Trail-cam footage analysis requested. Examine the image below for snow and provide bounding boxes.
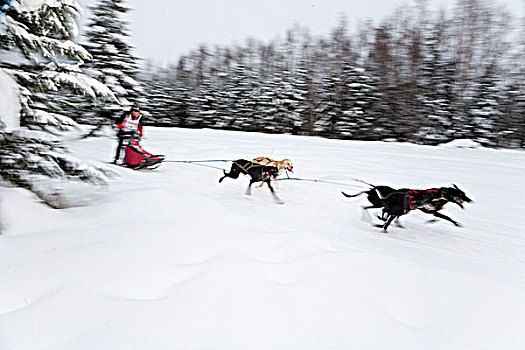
[12,128,60,142]
[0,69,21,131]
[33,109,78,128]
[39,69,117,101]
[17,0,82,13]
[18,0,59,11]
[4,1,87,62]
[439,139,483,149]
[1,127,525,349]
[28,175,110,209]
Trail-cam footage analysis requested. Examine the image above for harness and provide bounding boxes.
[236,160,275,181]
[431,189,448,202]
[236,161,254,175]
[407,195,416,211]
[404,189,441,212]
[260,157,274,164]
[254,157,278,168]
[257,165,276,181]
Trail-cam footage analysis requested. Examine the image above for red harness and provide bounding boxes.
[406,189,439,211]
[407,196,416,210]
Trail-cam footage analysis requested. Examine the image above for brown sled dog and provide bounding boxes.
[252,157,293,176]
[252,157,294,187]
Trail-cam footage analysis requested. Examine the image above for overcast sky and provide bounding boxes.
[77,0,524,65]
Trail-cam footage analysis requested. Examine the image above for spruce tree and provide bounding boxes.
[0,0,114,208]
[415,22,455,144]
[468,65,503,147]
[80,0,144,125]
[338,64,380,140]
[141,63,180,126]
[0,0,116,128]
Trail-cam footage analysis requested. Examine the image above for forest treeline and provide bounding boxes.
[138,0,524,147]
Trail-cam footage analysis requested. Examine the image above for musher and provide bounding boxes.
[113,106,143,165]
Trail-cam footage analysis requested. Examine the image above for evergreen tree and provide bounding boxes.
[414,21,455,144]
[468,64,503,146]
[338,65,379,140]
[141,64,173,126]
[314,70,340,137]
[365,24,404,140]
[136,2,523,149]
[288,63,312,135]
[79,0,144,124]
[0,0,116,128]
[188,46,222,129]
[172,57,194,127]
[0,0,114,208]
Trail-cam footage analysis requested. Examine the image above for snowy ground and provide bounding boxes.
[1,127,525,349]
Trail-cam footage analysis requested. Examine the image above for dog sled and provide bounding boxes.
[119,136,165,170]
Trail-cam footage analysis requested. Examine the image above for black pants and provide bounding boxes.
[114,137,126,162]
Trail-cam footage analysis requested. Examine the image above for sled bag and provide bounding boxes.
[124,139,163,169]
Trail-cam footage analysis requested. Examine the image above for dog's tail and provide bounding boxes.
[341,190,369,198]
[355,179,376,187]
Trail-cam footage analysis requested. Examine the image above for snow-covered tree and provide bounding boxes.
[141,63,176,126]
[0,0,116,128]
[137,1,524,148]
[0,0,115,208]
[78,0,144,125]
[338,65,379,140]
[414,21,455,144]
[467,65,504,146]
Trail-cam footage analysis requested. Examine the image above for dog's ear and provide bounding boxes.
[453,183,459,190]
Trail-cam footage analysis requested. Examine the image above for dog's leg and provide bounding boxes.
[229,166,242,179]
[432,211,462,227]
[382,215,396,232]
[383,197,403,227]
[394,217,405,228]
[219,164,243,182]
[266,180,284,204]
[218,170,228,183]
[377,208,388,221]
[245,179,255,196]
[361,205,375,222]
[370,207,389,222]
[273,176,279,190]
[375,214,396,231]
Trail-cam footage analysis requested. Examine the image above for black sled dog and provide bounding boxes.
[342,184,472,231]
[219,159,283,204]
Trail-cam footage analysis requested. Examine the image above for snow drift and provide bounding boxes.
[1,127,524,349]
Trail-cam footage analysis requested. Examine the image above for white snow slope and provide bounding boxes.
[1,127,524,350]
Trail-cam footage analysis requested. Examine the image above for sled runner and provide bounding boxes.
[120,137,164,170]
